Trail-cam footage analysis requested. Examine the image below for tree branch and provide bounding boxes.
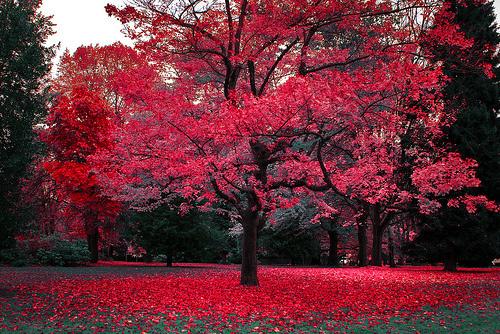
[258,37,299,96]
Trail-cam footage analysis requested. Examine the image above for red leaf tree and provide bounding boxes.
[40,44,149,261]
[99,0,494,284]
[41,87,120,262]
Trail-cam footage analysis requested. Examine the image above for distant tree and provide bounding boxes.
[259,200,321,266]
[53,43,151,116]
[0,0,54,249]
[40,44,154,262]
[41,86,122,262]
[20,159,61,236]
[131,201,231,266]
[414,0,500,271]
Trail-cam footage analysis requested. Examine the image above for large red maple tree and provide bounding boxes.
[98,0,495,284]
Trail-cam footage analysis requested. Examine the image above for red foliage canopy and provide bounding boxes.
[88,0,497,283]
[38,44,149,236]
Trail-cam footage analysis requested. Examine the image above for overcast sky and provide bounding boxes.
[40,0,131,63]
[41,0,500,65]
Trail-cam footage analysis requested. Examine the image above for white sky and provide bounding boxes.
[40,0,131,64]
[41,0,500,65]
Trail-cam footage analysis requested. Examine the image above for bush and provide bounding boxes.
[0,248,32,266]
[1,235,91,266]
[0,248,21,263]
[153,254,168,263]
[35,238,90,266]
[36,248,63,266]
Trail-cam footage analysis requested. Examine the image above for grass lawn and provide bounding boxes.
[0,264,498,333]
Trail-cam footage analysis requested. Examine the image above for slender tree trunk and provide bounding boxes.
[387,227,396,268]
[87,228,99,263]
[241,214,259,286]
[372,226,383,266]
[370,204,384,266]
[166,252,173,267]
[357,223,368,267]
[327,230,339,266]
[444,249,457,272]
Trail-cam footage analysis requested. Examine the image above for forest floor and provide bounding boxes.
[0,263,498,333]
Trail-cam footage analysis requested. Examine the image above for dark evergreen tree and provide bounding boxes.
[258,200,325,266]
[0,0,54,249]
[414,0,500,270]
[130,201,232,266]
[259,218,321,266]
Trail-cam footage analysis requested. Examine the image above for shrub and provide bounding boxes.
[0,248,32,266]
[3,235,92,266]
[36,248,64,266]
[36,238,90,266]
[153,254,168,263]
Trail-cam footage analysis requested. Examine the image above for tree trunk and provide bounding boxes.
[372,226,383,266]
[327,230,339,266]
[444,249,457,272]
[166,252,173,267]
[87,228,99,263]
[357,223,368,267]
[370,204,384,266]
[241,215,259,286]
[387,227,396,268]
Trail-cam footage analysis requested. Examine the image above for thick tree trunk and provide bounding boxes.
[241,215,259,286]
[327,230,339,267]
[87,228,99,263]
[444,249,457,272]
[387,227,396,268]
[166,252,173,267]
[357,223,368,267]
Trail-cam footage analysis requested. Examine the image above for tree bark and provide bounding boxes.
[387,227,396,268]
[357,222,368,267]
[240,213,259,286]
[369,204,384,266]
[372,226,383,266]
[166,252,173,267]
[107,245,113,258]
[87,228,99,263]
[327,230,339,266]
[444,249,457,272]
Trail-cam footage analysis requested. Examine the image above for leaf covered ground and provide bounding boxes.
[0,264,498,333]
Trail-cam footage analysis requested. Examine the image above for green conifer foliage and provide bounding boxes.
[0,0,54,248]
